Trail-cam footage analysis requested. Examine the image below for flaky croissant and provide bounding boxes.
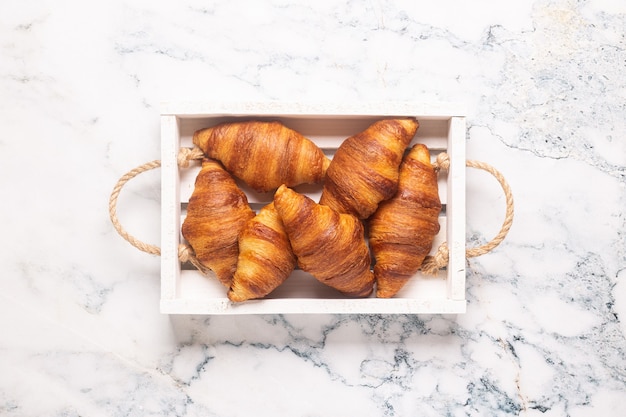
[228,203,296,302]
[273,185,374,297]
[368,144,441,298]
[319,118,419,219]
[193,120,331,192]
[181,158,255,287]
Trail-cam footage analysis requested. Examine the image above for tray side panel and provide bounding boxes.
[446,116,467,301]
[160,115,181,306]
[161,101,466,119]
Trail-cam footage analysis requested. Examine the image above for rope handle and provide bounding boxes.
[108,149,514,275]
[108,147,207,270]
[420,152,515,275]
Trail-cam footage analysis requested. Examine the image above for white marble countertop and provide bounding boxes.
[1,0,625,416]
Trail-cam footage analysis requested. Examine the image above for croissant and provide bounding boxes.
[181,158,255,287]
[319,118,419,219]
[368,144,441,298]
[193,120,331,192]
[228,203,296,302]
[273,184,374,297]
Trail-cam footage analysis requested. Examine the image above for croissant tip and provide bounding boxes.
[227,290,248,303]
[407,143,433,166]
[275,184,288,199]
[191,128,207,146]
[322,156,331,173]
[393,117,419,135]
[375,288,397,298]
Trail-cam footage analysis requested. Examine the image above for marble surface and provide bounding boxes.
[1,0,625,415]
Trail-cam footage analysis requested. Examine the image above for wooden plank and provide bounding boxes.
[160,115,181,302]
[446,116,467,300]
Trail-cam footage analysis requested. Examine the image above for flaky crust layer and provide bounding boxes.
[319,118,419,219]
[193,120,331,192]
[274,185,374,297]
[228,203,296,302]
[369,144,441,298]
[181,158,255,287]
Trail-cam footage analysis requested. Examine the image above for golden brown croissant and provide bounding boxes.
[319,118,419,219]
[273,184,374,297]
[228,203,296,302]
[368,144,441,298]
[193,120,331,192]
[181,158,255,287]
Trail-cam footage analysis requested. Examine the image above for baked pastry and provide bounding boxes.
[319,118,419,219]
[368,144,441,298]
[181,158,255,287]
[273,185,374,297]
[193,120,331,192]
[228,203,296,302]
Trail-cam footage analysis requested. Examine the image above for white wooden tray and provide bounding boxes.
[160,102,466,314]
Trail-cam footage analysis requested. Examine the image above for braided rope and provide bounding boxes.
[108,147,205,265]
[464,159,515,258]
[108,159,162,256]
[422,152,515,275]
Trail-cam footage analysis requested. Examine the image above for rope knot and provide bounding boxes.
[433,152,450,173]
[421,242,449,275]
[177,243,212,276]
[177,147,204,168]
[178,243,194,263]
